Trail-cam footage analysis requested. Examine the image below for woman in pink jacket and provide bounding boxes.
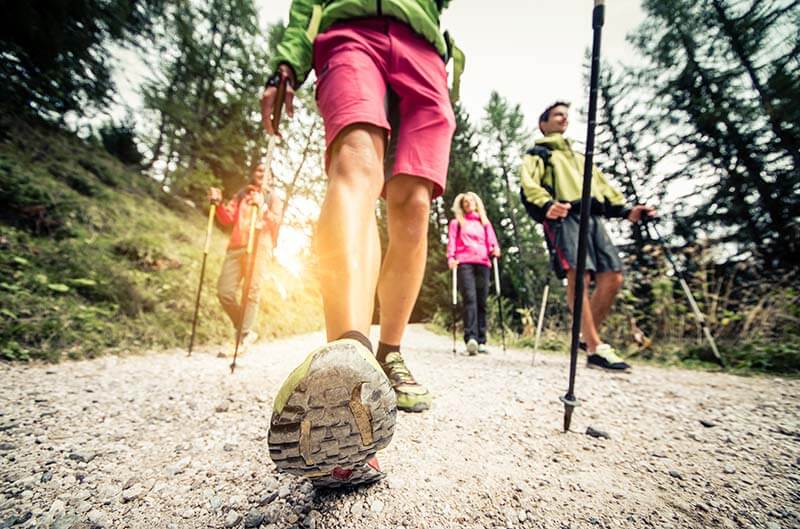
[447,192,501,355]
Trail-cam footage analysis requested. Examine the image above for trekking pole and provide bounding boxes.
[646,221,724,366]
[532,277,549,365]
[451,266,457,356]
[231,73,288,374]
[188,199,220,356]
[492,256,506,352]
[561,0,605,432]
[623,171,725,366]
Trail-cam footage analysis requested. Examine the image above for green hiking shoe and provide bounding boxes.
[587,343,631,372]
[379,352,432,413]
[268,339,397,488]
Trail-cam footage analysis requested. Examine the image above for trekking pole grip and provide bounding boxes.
[593,0,605,28]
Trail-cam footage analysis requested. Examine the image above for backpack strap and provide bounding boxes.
[525,144,556,199]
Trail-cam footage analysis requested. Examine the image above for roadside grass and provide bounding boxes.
[0,117,322,362]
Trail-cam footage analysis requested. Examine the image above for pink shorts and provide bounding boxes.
[313,17,456,198]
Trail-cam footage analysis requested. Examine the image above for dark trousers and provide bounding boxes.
[458,263,490,344]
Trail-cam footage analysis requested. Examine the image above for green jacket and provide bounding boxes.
[520,133,629,220]
[271,0,462,98]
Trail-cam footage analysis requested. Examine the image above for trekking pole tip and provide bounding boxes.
[559,394,580,432]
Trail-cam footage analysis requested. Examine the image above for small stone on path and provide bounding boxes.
[244,508,264,528]
[224,510,241,528]
[586,426,610,439]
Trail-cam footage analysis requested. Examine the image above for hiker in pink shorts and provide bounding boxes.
[260,1,463,487]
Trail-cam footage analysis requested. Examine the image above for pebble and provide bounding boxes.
[370,499,384,514]
[350,501,365,516]
[166,457,191,476]
[229,495,246,508]
[244,508,264,528]
[67,451,96,463]
[278,486,291,499]
[210,495,224,511]
[723,465,736,474]
[586,427,611,439]
[259,491,278,506]
[122,483,146,502]
[215,402,230,413]
[224,510,241,528]
[262,477,279,492]
[52,514,76,529]
[87,509,110,527]
[699,419,716,428]
[668,470,684,479]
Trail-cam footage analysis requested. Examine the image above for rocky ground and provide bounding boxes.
[1,325,798,529]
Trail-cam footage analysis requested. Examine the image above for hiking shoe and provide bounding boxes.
[478,343,489,355]
[466,339,479,356]
[586,343,631,372]
[379,352,432,413]
[268,339,396,488]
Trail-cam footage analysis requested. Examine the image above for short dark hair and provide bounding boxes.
[539,101,570,124]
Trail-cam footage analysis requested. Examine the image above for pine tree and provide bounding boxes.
[0,0,165,120]
[630,0,800,269]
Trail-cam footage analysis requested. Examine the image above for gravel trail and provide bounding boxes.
[1,325,798,529]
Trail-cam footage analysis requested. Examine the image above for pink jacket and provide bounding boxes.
[447,212,500,267]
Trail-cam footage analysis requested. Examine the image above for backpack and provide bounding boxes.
[519,144,556,223]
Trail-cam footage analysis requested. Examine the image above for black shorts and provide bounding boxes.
[543,214,623,279]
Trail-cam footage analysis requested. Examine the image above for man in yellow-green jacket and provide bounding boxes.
[520,101,655,373]
[261,0,461,488]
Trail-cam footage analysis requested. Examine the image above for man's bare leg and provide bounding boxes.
[268,123,397,487]
[378,175,433,344]
[589,271,624,331]
[375,174,434,412]
[316,124,385,341]
[566,270,602,351]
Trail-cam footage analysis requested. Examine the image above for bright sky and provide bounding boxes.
[257,0,645,139]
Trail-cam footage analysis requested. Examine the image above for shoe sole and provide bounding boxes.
[268,341,396,488]
[397,400,430,413]
[586,363,631,373]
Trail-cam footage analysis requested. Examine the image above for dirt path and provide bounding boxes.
[1,326,798,529]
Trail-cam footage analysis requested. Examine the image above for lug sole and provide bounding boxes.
[268,341,397,488]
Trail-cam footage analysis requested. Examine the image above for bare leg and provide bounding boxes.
[566,270,601,351]
[377,175,433,345]
[316,124,385,341]
[589,271,623,331]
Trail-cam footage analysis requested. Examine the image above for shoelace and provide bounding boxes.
[382,353,417,385]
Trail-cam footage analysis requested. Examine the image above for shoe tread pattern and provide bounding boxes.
[268,342,396,487]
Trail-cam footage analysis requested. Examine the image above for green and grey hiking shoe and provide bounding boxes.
[379,352,432,413]
[477,343,489,354]
[268,339,396,488]
[587,343,631,372]
[466,339,479,356]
